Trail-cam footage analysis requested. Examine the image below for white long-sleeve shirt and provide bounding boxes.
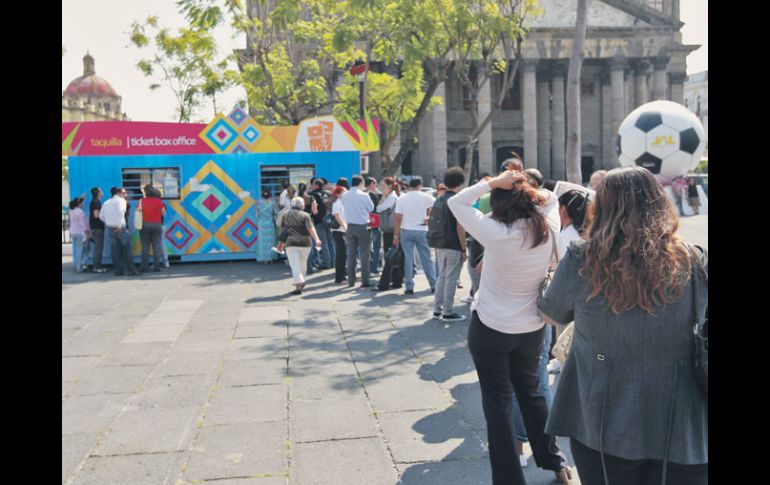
[376,192,398,213]
[447,180,560,334]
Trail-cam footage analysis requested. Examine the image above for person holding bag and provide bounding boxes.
[538,166,708,485]
[373,176,403,291]
[447,169,572,485]
[280,197,322,295]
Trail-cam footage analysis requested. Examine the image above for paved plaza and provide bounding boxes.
[62,216,707,485]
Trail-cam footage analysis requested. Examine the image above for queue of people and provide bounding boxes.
[67,164,707,485]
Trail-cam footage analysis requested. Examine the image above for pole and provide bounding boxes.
[358,76,365,120]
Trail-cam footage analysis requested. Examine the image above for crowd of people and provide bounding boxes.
[67,160,708,485]
[259,160,707,485]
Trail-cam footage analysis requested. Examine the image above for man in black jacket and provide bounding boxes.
[309,179,333,269]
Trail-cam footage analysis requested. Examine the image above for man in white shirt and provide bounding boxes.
[393,178,437,294]
[341,176,374,287]
[99,187,137,276]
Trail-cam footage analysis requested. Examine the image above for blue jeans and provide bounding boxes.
[72,234,88,272]
[370,227,382,273]
[512,324,553,442]
[400,229,436,291]
[316,222,333,268]
[108,228,133,275]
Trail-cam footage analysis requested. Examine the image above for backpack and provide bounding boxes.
[312,190,330,225]
[427,196,451,248]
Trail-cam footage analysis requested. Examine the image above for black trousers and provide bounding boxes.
[333,231,347,283]
[467,311,567,485]
[570,438,708,485]
[377,232,403,289]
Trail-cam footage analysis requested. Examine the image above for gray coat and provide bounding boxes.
[538,241,708,465]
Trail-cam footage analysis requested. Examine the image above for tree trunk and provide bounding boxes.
[389,69,447,176]
[565,0,589,184]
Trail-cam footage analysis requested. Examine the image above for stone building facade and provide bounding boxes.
[684,70,708,144]
[62,53,129,122]
[401,0,698,183]
[238,0,698,183]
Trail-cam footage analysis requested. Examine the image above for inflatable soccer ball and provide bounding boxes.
[616,100,706,180]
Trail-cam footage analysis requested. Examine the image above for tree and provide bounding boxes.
[129,15,236,122]
[180,0,360,125]
[565,0,589,184]
[435,0,540,181]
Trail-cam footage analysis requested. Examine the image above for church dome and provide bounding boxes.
[63,53,119,98]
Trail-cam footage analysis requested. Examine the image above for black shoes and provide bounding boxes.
[441,313,466,322]
[290,288,302,295]
[360,284,372,288]
[404,289,415,295]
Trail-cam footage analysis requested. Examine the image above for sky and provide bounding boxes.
[62,0,708,123]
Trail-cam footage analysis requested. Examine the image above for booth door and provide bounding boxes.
[260,165,316,198]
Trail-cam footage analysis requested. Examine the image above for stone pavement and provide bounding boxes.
[62,215,706,485]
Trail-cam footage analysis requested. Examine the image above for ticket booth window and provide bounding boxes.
[121,167,181,200]
[260,165,316,198]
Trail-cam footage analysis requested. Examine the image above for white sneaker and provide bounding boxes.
[519,454,528,468]
[271,246,285,255]
[548,359,561,374]
[462,295,475,304]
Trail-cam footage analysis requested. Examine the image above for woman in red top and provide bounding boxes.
[139,185,167,272]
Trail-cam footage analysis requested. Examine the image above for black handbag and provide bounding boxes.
[690,244,708,395]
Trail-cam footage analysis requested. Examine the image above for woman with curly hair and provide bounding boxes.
[448,169,572,485]
[539,166,708,485]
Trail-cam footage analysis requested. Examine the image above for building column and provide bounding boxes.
[652,57,669,100]
[609,57,626,169]
[522,59,538,170]
[478,77,494,176]
[633,59,650,108]
[669,72,686,105]
[550,61,567,181]
[600,68,613,170]
[536,65,552,179]
[624,65,634,115]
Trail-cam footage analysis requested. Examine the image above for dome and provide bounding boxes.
[63,53,119,98]
[65,75,118,97]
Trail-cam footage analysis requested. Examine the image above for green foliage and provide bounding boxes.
[694,158,708,173]
[128,15,237,121]
[62,157,68,181]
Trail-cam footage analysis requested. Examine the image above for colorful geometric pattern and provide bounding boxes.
[202,117,239,152]
[191,184,232,223]
[231,217,259,249]
[228,105,248,126]
[199,105,379,154]
[167,160,256,255]
[166,220,196,250]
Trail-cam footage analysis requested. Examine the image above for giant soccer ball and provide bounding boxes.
[616,100,707,181]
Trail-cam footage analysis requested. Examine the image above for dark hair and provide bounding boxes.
[365,177,376,187]
[282,181,290,189]
[479,172,492,180]
[499,154,524,173]
[261,190,271,199]
[313,179,324,190]
[408,177,423,189]
[489,181,549,249]
[351,175,364,187]
[524,168,543,188]
[336,177,350,189]
[298,183,307,197]
[69,198,83,210]
[558,190,590,234]
[381,176,401,196]
[110,187,121,196]
[542,179,557,191]
[90,187,101,198]
[443,167,465,189]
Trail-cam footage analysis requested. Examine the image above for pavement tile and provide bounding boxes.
[229,337,286,361]
[61,393,133,435]
[376,409,486,463]
[172,329,233,353]
[218,358,286,387]
[291,397,378,443]
[205,384,286,426]
[235,320,288,338]
[70,451,185,485]
[128,375,212,412]
[121,323,189,344]
[63,331,122,357]
[97,342,170,367]
[62,432,100,484]
[185,422,287,482]
[291,437,398,485]
[154,351,224,377]
[68,365,153,396]
[94,406,201,455]
[363,374,451,413]
[396,458,492,485]
[62,355,104,382]
[239,305,289,322]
